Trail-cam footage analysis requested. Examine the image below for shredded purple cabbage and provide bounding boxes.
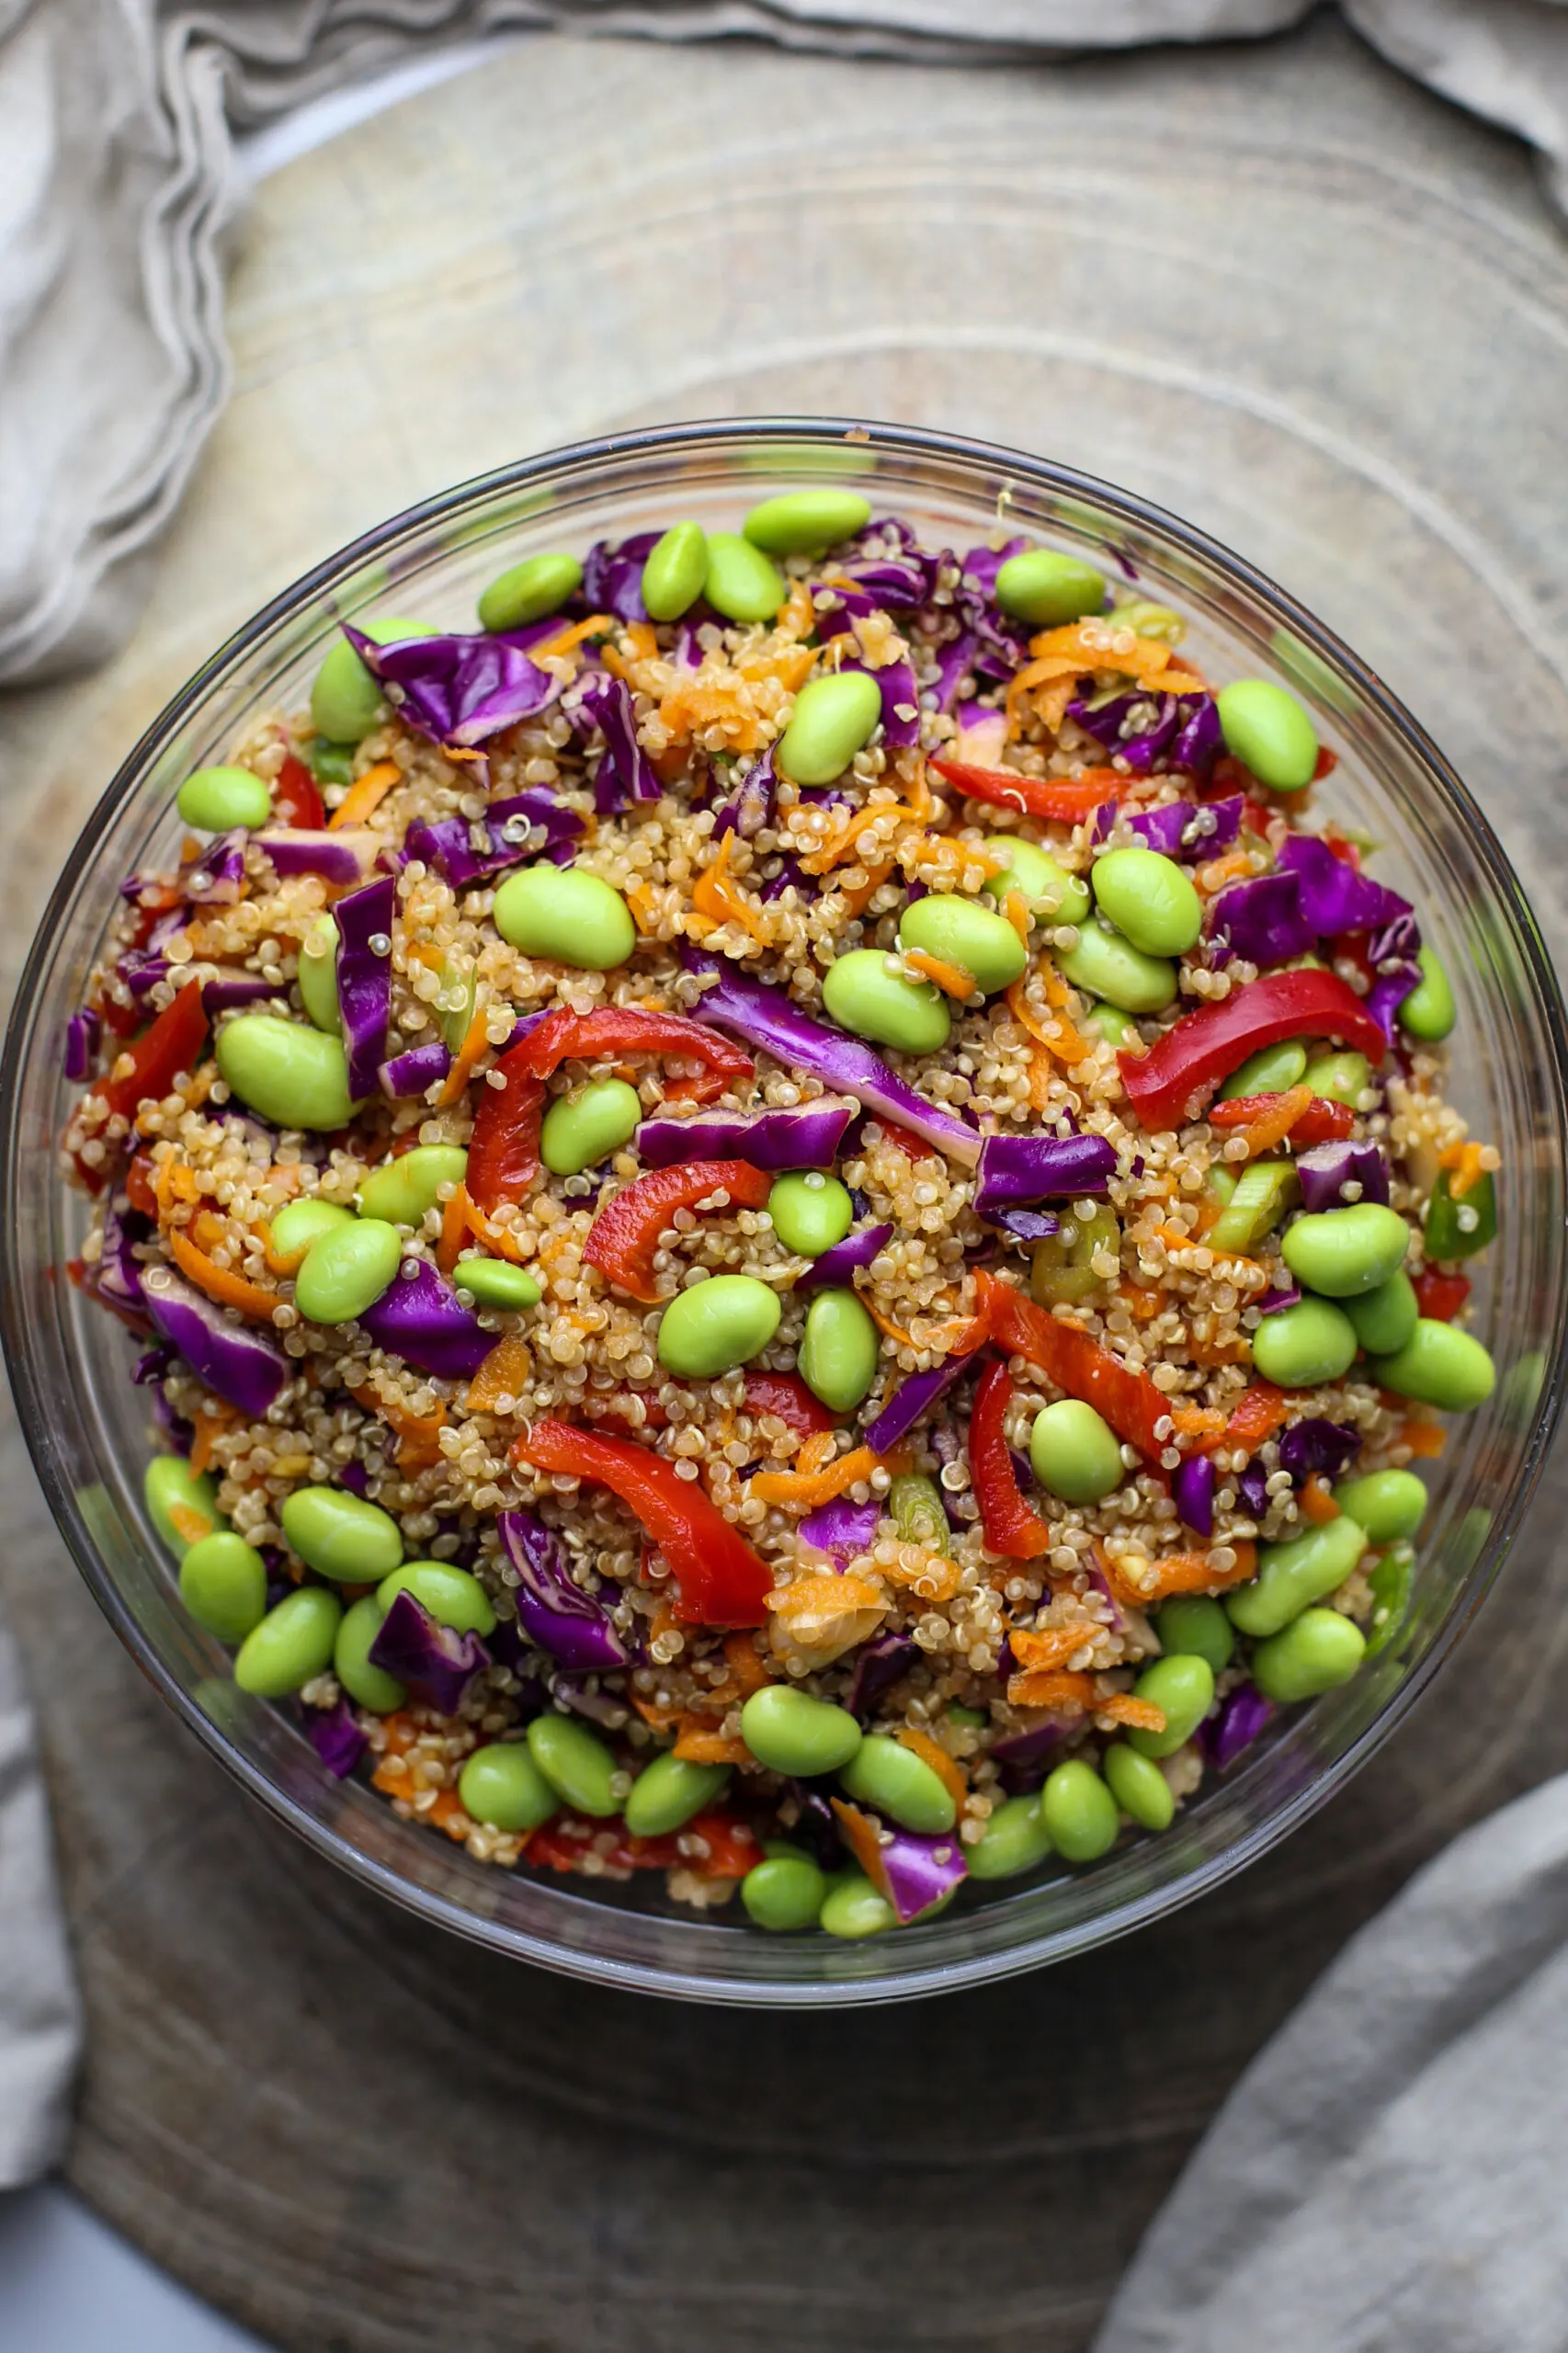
[345,624,561,749]
[1296,1139,1391,1212]
[358,1256,493,1381]
[991,1718,1072,1793]
[1278,834,1413,938]
[1236,1461,1270,1518]
[180,830,247,903]
[379,1040,451,1098]
[796,1222,894,1293]
[1256,1284,1303,1315]
[583,530,659,623]
[984,1206,1062,1245]
[405,790,583,890]
[1365,913,1424,1042]
[332,873,395,1101]
[1208,872,1316,969]
[798,1495,881,1569]
[142,1264,289,1417]
[254,825,382,884]
[1278,1419,1362,1483]
[844,1807,968,1924]
[64,1007,101,1082]
[496,1507,631,1671]
[1173,1451,1215,1539]
[1201,1683,1274,1772]
[712,746,777,841]
[864,1351,975,1453]
[845,1630,920,1720]
[636,1098,852,1173]
[306,1700,367,1779]
[367,1589,491,1715]
[973,1131,1117,1216]
[575,672,661,809]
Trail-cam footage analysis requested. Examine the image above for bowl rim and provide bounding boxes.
[7,412,1568,2005]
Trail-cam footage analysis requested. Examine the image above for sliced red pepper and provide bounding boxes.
[1209,1092,1354,1145]
[931,756,1130,825]
[583,1159,772,1303]
[976,1268,1172,1463]
[744,1370,837,1438]
[1119,970,1387,1132]
[683,1810,761,1880]
[1414,1268,1471,1323]
[95,980,210,1124]
[881,1120,937,1163]
[272,753,326,830]
[968,1358,1053,1558]
[526,1820,679,1873]
[514,1418,773,1626]
[124,1151,160,1218]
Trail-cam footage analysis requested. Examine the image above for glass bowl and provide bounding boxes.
[6,418,1566,2006]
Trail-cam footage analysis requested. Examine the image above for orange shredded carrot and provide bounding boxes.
[1400,1418,1447,1459]
[750,1446,881,1508]
[437,1006,491,1107]
[462,1196,532,1265]
[795,1429,837,1478]
[347,1381,448,1474]
[778,580,816,641]
[1101,1541,1259,1606]
[1222,1384,1290,1449]
[1196,848,1254,895]
[1002,888,1031,947]
[623,620,658,664]
[187,1404,237,1478]
[1121,1284,1165,1321]
[1006,972,1091,1067]
[1009,1624,1092,1672]
[327,759,401,830]
[894,1725,968,1810]
[426,1789,473,1841]
[836,859,894,917]
[691,834,771,947]
[672,1722,752,1766]
[1438,1141,1488,1199]
[624,881,658,934]
[165,1227,280,1324]
[721,1629,771,1699]
[631,1693,685,1733]
[832,1798,890,1886]
[528,612,616,666]
[167,1500,217,1548]
[1024,620,1207,693]
[1006,1666,1101,1712]
[1097,1693,1167,1733]
[1233,1086,1314,1159]
[436,1183,470,1275]
[898,830,1006,881]
[1172,1405,1229,1443]
[1300,1474,1340,1525]
[903,948,977,999]
[1153,1222,1259,1275]
[465,1331,534,1412]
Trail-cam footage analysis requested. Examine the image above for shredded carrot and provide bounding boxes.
[903,948,977,999]
[795,1429,837,1478]
[465,1331,534,1412]
[346,1381,448,1473]
[1153,1222,1259,1275]
[1002,888,1031,947]
[1024,620,1207,693]
[1097,1693,1168,1733]
[326,759,401,830]
[898,831,1006,881]
[1010,1624,1092,1672]
[1300,1474,1340,1525]
[1400,1418,1447,1459]
[836,859,894,918]
[691,834,771,947]
[528,612,616,667]
[1438,1141,1488,1199]
[631,1693,685,1733]
[624,881,658,934]
[778,580,815,641]
[1121,1284,1165,1321]
[166,1500,217,1548]
[187,1405,238,1478]
[1102,1542,1259,1605]
[832,1798,891,1887]
[623,620,658,665]
[436,1183,470,1275]
[1221,1384,1290,1449]
[165,1227,280,1324]
[719,1629,771,1699]
[437,1006,491,1106]
[1006,1666,1102,1712]
[751,1446,881,1507]
[426,1789,473,1842]
[894,1725,968,1810]
[1171,1406,1229,1443]
[1196,848,1254,895]
[462,1195,532,1264]
[1006,972,1091,1066]
[672,1722,751,1766]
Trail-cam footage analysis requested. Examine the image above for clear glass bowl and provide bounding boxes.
[6,419,1566,2006]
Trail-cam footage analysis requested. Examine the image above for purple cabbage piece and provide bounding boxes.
[181,830,246,902]
[1173,1451,1215,1539]
[760,855,812,904]
[991,1718,1072,1794]
[1123,801,1193,858]
[1278,1419,1362,1483]
[1208,872,1316,969]
[1365,914,1424,1043]
[131,1342,173,1386]
[1201,1683,1274,1772]
[583,530,659,623]
[974,1131,1117,1216]
[868,1820,970,1924]
[712,746,776,842]
[405,790,583,890]
[958,539,1026,602]
[345,624,561,749]
[254,826,382,884]
[551,1677,629,1728]
[367,1589,490,1716]
[380,1040,451,1098]
[1087,1560,1127,1632]
[1237,1461,1270,1518]
[306,1701,366,1779]
[1172,696,1223,776]
[1256,1284,1302,1316]
[1278,834,1413,938]
[985,1207,1062,1245]
[798,1496,881,1570]
[119,949,170,998]
[142,1265,288,1417]
[1120,794,1240,863]
[337,1460,370,1497]
[1009,1447,1035,1493]
[575,671,661,808]
[864,1352,975,1454]
[64,1007,101,1081]
[1068,690,1183,774]
[496,1507,631,1671]
[202,975,284,1014]
[845,1630,920,1721]
[784,1786,848,1870]
[333,873,395,1101]
[636,1098,853,1173]
[1295,1139,1391,1212]
[358,1256,493,1381]
[931,632,980,713]
[152,1391,196,1455]
[95,1196,150,1322]
[797,1222,895,1293]
[837,654,920,750]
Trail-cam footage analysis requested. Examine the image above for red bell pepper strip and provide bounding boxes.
[272,754,326,830]
[1119,970,1387,1132]
[969,1359,1053,1559]
[583,1159,773,1302]
[466,1066,547,1213]
[95,979,209,1124]
[1414,1268,1471,1324]
[931,757,1130,826]
[513,1418,774,1626]
[527,1820,679,1872]
[744,1370,838,1438]
[975,1268,1172,1463]
[881,1120,937,1163]
[1209,1092,1355,1145]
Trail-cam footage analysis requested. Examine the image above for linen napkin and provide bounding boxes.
[0,1620,80,2187]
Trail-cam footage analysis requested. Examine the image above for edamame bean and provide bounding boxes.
[799,1288,880,1414]
[819,1873,897,1938]
[144,1456,222,1553]
[838,1733,956,1833]
[657,1274,781,1379]
[177,765,271,832]
[308,740,355,787]
[294,1218,403,1325]
[823,949,950,1052]
[477,551,583,633]
[1343,1269,1419,1356]
[359,1144,470,1225]
[1060,920,1177,1015]
[743,490,872,554]
[216,1013,359,1130]
[233,1586,341,1698]
[268,1198,354,1270]
[641,522,709,621]
[1086,1002,1138,1045]
[966,1792,1054,1880]
[297,912,341,1034]
[1425,1168,1497,1263]
[740,1685,862,1776]
[1210,1161,1295,1255]
[889,1472,950,1554]
[980,836,1091,924]
[1029,1399,1123,1504]
[1216,679,1319,792]
[1104,600,1185,643]
[459,1741,561,1831]
[377,1560,496,1636]
[1221,1040,1308,1099]
[1252,1607,1367,1703]
[1128,1654,1214,1758]
[1332,1468,1427,1543]
[540,1078,642,1176]
[1040,1758,1119,1863]
[452,1257,542,1312]
[898,893,1028,995]
[179,1532,268,1643]
[334,1595,406,1712]
[281,1485,403,1585]
[623,1751,730,1836]
[1365,1545,1414,1656]
[742,1847,828,1930]
[1251,1296,1358,1387]
[1281,1203,1410,1299]
[525,1713,619,1816]
[994,548,1107,627]
[1091,847,1203,959]
[1226,1513,1369,1638]
[1398,946,1456,1041]
[1103,1743,1176,1831]
[309,618,426,745]
[1153,1595,1234,1676]
[703,532,787,623]
[1368,1318,1495,1411]
[776,671,883,785]
[767,1171,854,1256]
[1305,1050,1371,1107]
[492,865,634,970]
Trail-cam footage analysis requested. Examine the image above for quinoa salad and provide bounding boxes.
[61,490,1501,1939]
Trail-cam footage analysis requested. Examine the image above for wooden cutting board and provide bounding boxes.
[4,15,1568,2348]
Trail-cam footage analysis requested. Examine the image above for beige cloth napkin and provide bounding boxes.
[0,1623,80,2186]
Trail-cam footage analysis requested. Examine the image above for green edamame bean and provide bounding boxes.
[309,618,426,745]
[451,1257,541,1312]
[1365,1545,1414,1656]
[823,949,950,1052]
[1398,946,1456,1041]
[767,1171,854,1256]
[334,1595,406,1712]
[216,1014,359,1130]
[144,1456,222,1554]
[359,1144,470,1225]
[641,522,709,622]
[540,1078,642,1176]
[1029,1399,1123,1504]
[1281,1203,1410,1299]
[980,836,1091,925]
[1221,1040,1309,1100]
[1305,1051,1371,1107]
[178,1531,268,1643]
[623,1751,730,1836]
[898,893,1028,995]
[177,765,271,833]
[297,913,341,1035]
[1060,920,1177,1015]
[377,1560,496,1637]
[280,1485,403,1585]
[1252,1607,1367,1703]
[1368,1318,1495,1412]
[1086,1001,1138,1046]
[525,1713,619,1816]
[838,1733,956,1833]
[703,532,787,624]
[1424,1168,1497,1263]
[1128,1653,1214,1759]
[1227,1513,1369,1638]
[889,1473,950,1555]
[1343,1269,1419,1356]
[657,1274,781,1380]
[308,739,356,788]
[1153,1595,1234,1676]
[1216,679,1319,793]
[233,1586,341,1698]
[1251,1296,1358,1387]
[742,1850,828,1930]
[1332,1468,1427,1543]
[1210,1161,1295,1255]
[1040,1758,1119,1863]
[477,551,583,633]
[819,1873,897,1938]
[1091,847,1203,959]
[268,1198,354,1268]
[492,865,634,971]
[994,548,1107,627]
[742,490,872,555]
[1104,600,1185,643]
[776,671,883,786]
[740,1685,862,1776]
[966,1793,1054,1880]
[1103,1742,1175,1831]
[799,1288,880,1414]
[458,1740,561,1831]
[294,1218,403,1325]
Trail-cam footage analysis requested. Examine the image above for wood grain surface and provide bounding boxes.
[4,15,1568,2349]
